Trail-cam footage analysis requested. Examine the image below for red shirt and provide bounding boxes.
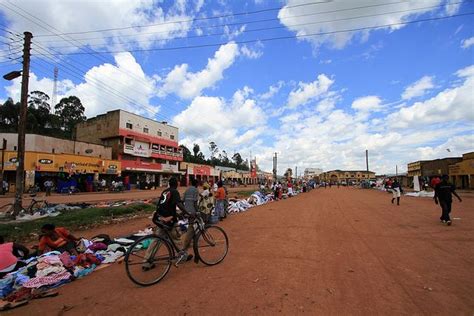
[215,187,226,200]
[38,227,72,251]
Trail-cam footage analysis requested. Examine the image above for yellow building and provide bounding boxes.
[2,151,120,191]
[320,170,376,184]
[449,152,474,189]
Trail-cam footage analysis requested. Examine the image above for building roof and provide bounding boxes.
[83,109,179,129]
[323,169,375,173]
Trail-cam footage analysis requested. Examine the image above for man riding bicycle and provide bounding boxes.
[143,177,193,270]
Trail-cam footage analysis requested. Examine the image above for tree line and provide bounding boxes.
[180,141,250,171]
[0,91,86,139]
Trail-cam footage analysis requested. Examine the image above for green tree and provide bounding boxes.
[55,96,86,138]
[193,143,200,158]
[232,153,243,168]
[180,145,192,162]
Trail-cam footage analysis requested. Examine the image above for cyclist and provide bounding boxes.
[182,178,199,253]
[144,177,193,270]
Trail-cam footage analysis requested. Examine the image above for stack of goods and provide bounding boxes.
[227,191,274,214]
[0,234,132,311]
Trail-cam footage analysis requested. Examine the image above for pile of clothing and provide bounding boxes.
[0,233,137,311]
[227,191,274,214]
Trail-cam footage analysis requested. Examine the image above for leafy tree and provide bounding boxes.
[28,90,51,111]
[55,96,86,138]
[193,143,200,158]
[232,152,243,167]
[180,145,192,161]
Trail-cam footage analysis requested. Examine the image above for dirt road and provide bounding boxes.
[5,187,474,315]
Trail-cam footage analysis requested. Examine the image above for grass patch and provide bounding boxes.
[234,190,259,198]
[0,203,156,242]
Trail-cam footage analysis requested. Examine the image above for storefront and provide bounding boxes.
[2,151,121,192]
[179,162,219,186]
[449,152,474,189]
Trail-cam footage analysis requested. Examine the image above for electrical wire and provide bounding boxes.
[37,1,468,51]
[30,0,332,37]
[33,12,474,56]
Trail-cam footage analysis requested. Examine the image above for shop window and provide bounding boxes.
[126,122,133,129]
[170,134,175,140]
[169,161,177,165]
[143,127,149,134]
[157,130,162,137]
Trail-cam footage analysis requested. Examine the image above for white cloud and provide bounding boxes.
[461,37,474,49]
[0,1,204,52]
[158,43,239,99]
[240,42,264,59]
[402,76,435,100]
[260,81,284,100]
[287,74,334,108]
[172,87,266,149]
[351,95,382,112]
[388,65,474,128]
[4,52,159,118]
[278,0,455,51]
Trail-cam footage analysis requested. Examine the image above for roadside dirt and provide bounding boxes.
[4,187,474,315]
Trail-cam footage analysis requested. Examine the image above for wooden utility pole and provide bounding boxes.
[366,149,369,180]
[0,138,6,195]
[13,31,33,216]
[273,152,277,182]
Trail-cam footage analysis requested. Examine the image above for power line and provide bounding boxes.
[31,0,332,37]
[32,1,411,44]
[37,2,467,51]
[35,12,474,56]
[0,0,186,117]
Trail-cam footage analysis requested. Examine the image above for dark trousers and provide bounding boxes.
[439,200,452,221]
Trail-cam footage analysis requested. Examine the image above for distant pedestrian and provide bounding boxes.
[391,179,403,205]
[44,179,53,196]
[434,175,462,226]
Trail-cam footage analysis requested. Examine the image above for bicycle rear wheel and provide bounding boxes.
[194,225,229,266]
[125,235,172,286]
[0,203,14,216]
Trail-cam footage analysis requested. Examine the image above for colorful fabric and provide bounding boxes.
[38,228,72,252]
[0,243,17,271]
[23,271,71,289]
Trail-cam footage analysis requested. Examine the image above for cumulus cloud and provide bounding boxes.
[158,43,239,99]
[240,42,264,59]
[278,0,456,51]
[461,37,474,49]
[402,76,435,100]
[287,74,334,108]
[388,65,474,128]
[172,87,266,149]
[1,0,201,51]
[4,52,158,118]
[351,95,382,112]
[260,81,284,100]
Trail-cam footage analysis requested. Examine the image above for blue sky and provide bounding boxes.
[0,0,473,174]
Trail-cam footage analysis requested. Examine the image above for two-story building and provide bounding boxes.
[320,170,376,184]
[75,110,183,187]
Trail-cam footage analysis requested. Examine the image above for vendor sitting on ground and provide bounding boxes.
[38,224,79,255]
[0,236,30,278]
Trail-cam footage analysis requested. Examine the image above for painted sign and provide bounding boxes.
[38,159,53,164]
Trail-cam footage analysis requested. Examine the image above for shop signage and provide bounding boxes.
[151,144,159,150]
[9,157,17,163]
[108,164,118,170]
[39,159,53,164]
[85,149,93,154]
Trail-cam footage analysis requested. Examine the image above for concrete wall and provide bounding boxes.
[0,133,112,159]
[421,158,462,176]
[75,110,121,144]
[119,110,178,141]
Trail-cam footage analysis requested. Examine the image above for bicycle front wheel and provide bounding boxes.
[194,225,229,266]
[125,235,172,286]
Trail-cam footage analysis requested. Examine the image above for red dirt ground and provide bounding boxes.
[4,187,474,315]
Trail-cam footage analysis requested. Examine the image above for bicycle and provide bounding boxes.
[0,198,52,217]
[124,211,229,286]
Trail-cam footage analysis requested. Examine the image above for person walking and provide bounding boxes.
[391,178,403,205]
[434,175,462,226]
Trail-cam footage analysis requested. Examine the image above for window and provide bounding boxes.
[125,138,132,145]
[157,130,162,137]
[169,161,177,165]
[170,134,175,140]
[143,127,149,133]
[126,123,133,129]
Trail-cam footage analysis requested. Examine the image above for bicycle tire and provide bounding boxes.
[0,203,14,216]
[194,225,229,266]
[125,235,172,286]
[29,200,46,214]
